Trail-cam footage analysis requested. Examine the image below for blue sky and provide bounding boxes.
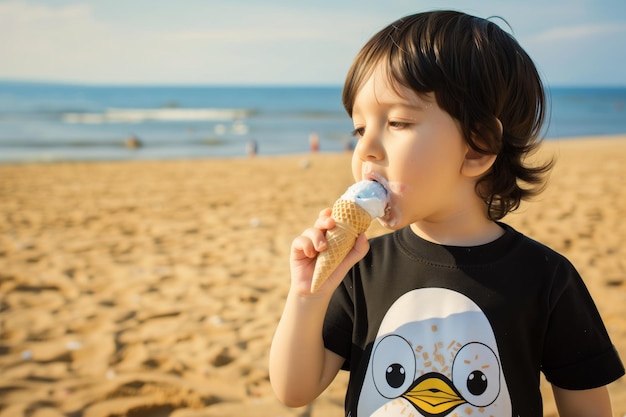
[1,0,625,86]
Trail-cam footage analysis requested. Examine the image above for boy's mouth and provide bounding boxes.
[366,174,390,196]
[365,176,398,227]
[365,176,391,217]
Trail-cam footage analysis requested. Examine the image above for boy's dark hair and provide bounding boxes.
[342,10,553,220]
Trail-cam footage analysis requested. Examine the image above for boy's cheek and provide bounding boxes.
[351,154,363,181]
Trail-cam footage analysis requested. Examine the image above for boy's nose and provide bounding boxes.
[356,131,385,161]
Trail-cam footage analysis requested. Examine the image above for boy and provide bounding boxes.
[270,10,624,416]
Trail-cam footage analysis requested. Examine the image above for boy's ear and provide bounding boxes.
[461,119,501,178]
[461,148,497,178]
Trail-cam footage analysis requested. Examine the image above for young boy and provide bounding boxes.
[269,10,624,416]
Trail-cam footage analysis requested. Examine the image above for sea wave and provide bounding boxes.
[62,108,254,124]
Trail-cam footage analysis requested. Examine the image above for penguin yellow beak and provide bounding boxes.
[401,374,466,416]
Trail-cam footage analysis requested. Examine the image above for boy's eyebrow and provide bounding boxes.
[391,102,429,111]
[353,101,429,115]
[376,91,433,111]
[398,92,434,109]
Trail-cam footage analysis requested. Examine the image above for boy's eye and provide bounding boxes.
[389,121,410,129]
[352,127,365,137]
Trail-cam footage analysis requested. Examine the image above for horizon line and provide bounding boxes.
[1,78,626,90]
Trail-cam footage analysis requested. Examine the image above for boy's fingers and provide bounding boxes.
[294,227,327,256]
[291,235,317,259]
[319,207,332,217]
[314,209,335,231]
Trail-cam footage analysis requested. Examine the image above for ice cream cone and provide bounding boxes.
[310,199,372,292]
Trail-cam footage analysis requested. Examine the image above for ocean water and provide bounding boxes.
[0,81,624,163]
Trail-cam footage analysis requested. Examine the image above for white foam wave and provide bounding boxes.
[62,108,252,124]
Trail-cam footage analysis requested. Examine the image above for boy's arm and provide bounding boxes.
[552,385,612,417]
[269,210,369,407]
[269,289,346,407]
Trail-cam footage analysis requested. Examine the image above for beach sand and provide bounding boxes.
[1,136,625,417]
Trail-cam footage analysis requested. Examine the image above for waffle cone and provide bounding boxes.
[310,199,372,292]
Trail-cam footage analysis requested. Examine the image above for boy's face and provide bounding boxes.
[350,65,475,230]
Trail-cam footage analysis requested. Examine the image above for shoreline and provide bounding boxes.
[1,135,624,416]
[1,133,625,167]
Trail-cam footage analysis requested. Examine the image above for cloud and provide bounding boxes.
[521,22,626,85]
[0,1,106,42]
[0,1,373,84]
[0,0,91,23]
[0,2,129,81]
[2,1,624,85]
[167,27,334,43]
[527,23,626,43]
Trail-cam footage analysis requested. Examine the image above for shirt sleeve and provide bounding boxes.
[541,258,625,389]
[322,274,356,369]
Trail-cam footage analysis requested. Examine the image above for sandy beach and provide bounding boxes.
[1,135,625,417]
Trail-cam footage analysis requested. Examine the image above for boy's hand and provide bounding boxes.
[290,208,370,296]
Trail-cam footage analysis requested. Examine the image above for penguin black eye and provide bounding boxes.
[371,335,416,398]
[467,370,488,395]
[386,363,406,388]
[452,342,501,407]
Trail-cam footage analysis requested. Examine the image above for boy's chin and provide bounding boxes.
[375,217,401,231]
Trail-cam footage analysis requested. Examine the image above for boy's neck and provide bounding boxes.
[410,217,504,247]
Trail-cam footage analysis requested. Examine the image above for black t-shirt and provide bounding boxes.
[323,223,624,417]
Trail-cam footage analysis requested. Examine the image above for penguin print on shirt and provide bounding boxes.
[357,288,512,417]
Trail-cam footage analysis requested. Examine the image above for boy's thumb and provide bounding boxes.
[343,233,370,268]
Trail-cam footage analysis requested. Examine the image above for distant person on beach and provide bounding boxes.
[270,10,624,417]
[309,132,320,152]
[125,135,142,149]
[246,140,258,157]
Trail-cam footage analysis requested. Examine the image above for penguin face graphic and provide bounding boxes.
[357,288,512,416]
